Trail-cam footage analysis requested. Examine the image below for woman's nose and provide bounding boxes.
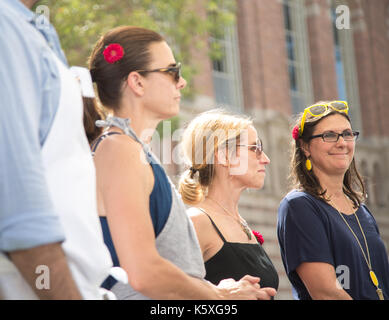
[335,134,348,146]
[177,76,187,90]
[260,151,270,164]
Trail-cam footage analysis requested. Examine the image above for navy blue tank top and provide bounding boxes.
[91,131,172,289]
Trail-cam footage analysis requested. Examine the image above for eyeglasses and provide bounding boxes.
[134,62,182,83]
[309,129,359,142]
[237,140,263,158]
[300,101,349,135]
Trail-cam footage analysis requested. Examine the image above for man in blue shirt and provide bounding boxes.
[0,0,112,299]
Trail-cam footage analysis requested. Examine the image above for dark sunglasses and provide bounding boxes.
[134,62,181,83]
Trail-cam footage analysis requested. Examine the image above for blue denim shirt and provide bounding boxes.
[0,0,68,251]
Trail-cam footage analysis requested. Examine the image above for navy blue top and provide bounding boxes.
[92,132,172,289]
[277,190,389,300]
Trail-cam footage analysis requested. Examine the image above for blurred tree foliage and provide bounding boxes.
[35,0,236,99]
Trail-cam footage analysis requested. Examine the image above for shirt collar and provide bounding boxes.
[5,0,68,66]
[5,0,36,23]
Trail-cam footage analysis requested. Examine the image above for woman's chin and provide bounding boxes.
[248,180,265,190]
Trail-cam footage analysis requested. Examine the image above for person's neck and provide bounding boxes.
[20,0,37,9]
[205,176,244,218]
[313,168,345,200]
[113,106,160,145]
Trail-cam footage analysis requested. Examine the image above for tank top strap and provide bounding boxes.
[198,208,227,243]
[95,116,155,162]
[91,131,122,155]
[96,116,139,142]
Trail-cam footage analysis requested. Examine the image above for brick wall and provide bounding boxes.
[306,0,338,100]
[236,0,292,115]
[350,0,389,138]
[168,0,389,300]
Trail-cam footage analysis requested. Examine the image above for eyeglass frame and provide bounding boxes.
[237,139,263,158]
[308,129,360,142]
[300,100,349,136]
[133,62,182,83]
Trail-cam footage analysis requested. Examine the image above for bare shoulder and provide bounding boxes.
[188,207,207,220]
[187,207,222,259]
[187,206,205,218]
[94,134,145,163]
[93,133,154,190]
[187,207,213,231]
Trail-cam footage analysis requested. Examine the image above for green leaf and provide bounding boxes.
[34,0,236,97]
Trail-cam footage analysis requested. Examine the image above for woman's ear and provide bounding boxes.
[300,140,311,158]
[214,147,229,167]
[126,72,145,97]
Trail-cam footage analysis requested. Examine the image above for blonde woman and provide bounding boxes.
[179,109,278,295]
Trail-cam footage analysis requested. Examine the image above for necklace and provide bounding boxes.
[330,195,384,300]
[207,197,252,240]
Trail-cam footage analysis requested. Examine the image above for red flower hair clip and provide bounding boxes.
[252,230,264,245]
[292,125,300,141]
[103,43,124,64]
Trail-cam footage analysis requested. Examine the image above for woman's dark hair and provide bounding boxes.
[83,26,164,143]
[290,103,366,208]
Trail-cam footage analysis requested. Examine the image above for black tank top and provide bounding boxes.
[202,211,279,290]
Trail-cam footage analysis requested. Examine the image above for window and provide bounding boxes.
[211,25,243,111]
[387,5,389,39]
[331,1,362,133]
[282,0,313,114]
[332,8,348,101]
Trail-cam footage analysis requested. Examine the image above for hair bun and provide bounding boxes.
[178,170,204,205]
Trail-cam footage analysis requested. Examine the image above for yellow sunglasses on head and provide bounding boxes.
[300,100,349,135]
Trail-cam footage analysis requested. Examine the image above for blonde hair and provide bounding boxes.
[178,109,252,205]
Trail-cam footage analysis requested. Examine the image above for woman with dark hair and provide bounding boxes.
[277,101,389,300]
[83,26,274,300]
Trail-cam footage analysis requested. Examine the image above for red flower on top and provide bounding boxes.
[292,125,300,140]
[103,43,124,64]
[252,230,264,245]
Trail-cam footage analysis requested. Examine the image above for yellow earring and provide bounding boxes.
[305,158,312,171]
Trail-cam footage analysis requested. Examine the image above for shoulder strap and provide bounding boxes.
[198,208,227,243]
[91,131,122,155]
[95,116,156,163]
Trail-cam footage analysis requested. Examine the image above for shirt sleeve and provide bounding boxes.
[0,13,65,251]
[277,194,334,276]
